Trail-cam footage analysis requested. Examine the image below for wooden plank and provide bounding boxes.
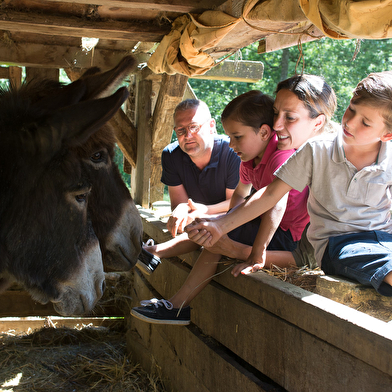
[131,78,153,207]
[128,270,280,392]
[314,275,392,321]
[133,212,392,389]
[0,317,121,334]
[150,73,188,202]
[133,257,392,392]
[44,0,228,13]
[211,266,392,377]
[0,40,149,69]
[191,60,264,82]
[139,208,392,376]
[138,206,172,243]
[0,10,168,42]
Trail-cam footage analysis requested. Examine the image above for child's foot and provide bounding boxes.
[136,239,161,275]
[131,298,190,325]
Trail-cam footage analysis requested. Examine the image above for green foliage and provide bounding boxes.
[189,38,392,128]
[114,145,131,187]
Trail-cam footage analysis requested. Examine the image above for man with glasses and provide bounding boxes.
[137,99,240,275]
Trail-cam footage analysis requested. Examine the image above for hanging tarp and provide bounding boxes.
[147,0,262,76]
[299,0,392,39]
[147,0,392,76]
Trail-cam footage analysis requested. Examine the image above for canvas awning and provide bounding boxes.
[147,0,392,77]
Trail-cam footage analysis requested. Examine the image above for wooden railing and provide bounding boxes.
[127,206,392,392]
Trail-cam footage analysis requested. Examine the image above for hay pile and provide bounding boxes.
[0,322,165,392]
[263,264,323,292]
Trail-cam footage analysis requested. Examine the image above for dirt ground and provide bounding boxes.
[0,321,165,392]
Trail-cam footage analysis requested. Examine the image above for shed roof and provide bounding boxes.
[1,0,391,72]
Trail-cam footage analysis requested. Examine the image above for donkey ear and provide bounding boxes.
[31,79,87,115]
[80,55,137,100]
[37,87,129,158]
[56,86,129,146]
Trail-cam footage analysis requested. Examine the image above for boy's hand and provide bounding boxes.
[184,218,223,247]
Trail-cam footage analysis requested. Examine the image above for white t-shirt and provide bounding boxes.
[275,132,392,265]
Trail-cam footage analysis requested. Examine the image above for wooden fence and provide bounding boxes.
[127,206,392,392]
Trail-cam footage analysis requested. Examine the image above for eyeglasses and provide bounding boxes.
[174,120,210,137]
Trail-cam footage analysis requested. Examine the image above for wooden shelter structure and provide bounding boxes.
[1,1,392,391]
[4,0,391,208]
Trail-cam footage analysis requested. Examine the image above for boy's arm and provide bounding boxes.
[246,194,288,265]
[185,178,292,247]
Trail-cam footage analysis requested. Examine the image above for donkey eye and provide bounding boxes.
[91,151,103,162]
[75,193,88,203]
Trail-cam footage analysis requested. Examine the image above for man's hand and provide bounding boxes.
[187,199,208,219]
[166,202,191,237]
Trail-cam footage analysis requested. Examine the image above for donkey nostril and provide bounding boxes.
[101,279,106,294]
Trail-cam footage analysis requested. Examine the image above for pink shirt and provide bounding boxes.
[240,134,309,241]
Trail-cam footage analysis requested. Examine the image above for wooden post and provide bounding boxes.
[150,73,188,203]
[131,71,188,206]
[131,77,153,207]
[8,66,22,88]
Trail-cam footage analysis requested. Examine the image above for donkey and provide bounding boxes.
[0,73,130,316]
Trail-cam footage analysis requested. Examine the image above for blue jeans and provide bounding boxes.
[321,231,392,296]
[227,216,298,252]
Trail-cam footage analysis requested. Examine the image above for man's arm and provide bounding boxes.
[190,181,252,219]
[166,184,191,237]
[168,184,189,210]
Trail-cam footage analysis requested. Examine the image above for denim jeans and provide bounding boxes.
[321,230,392,296]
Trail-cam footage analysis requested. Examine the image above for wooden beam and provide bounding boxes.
[131,77,153,207]
[150,73,188,203]
[0,10,168,42]
[0,40,149,69]
[191,60,264,83]
[25,67,59,82]
[44,0,228,13]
